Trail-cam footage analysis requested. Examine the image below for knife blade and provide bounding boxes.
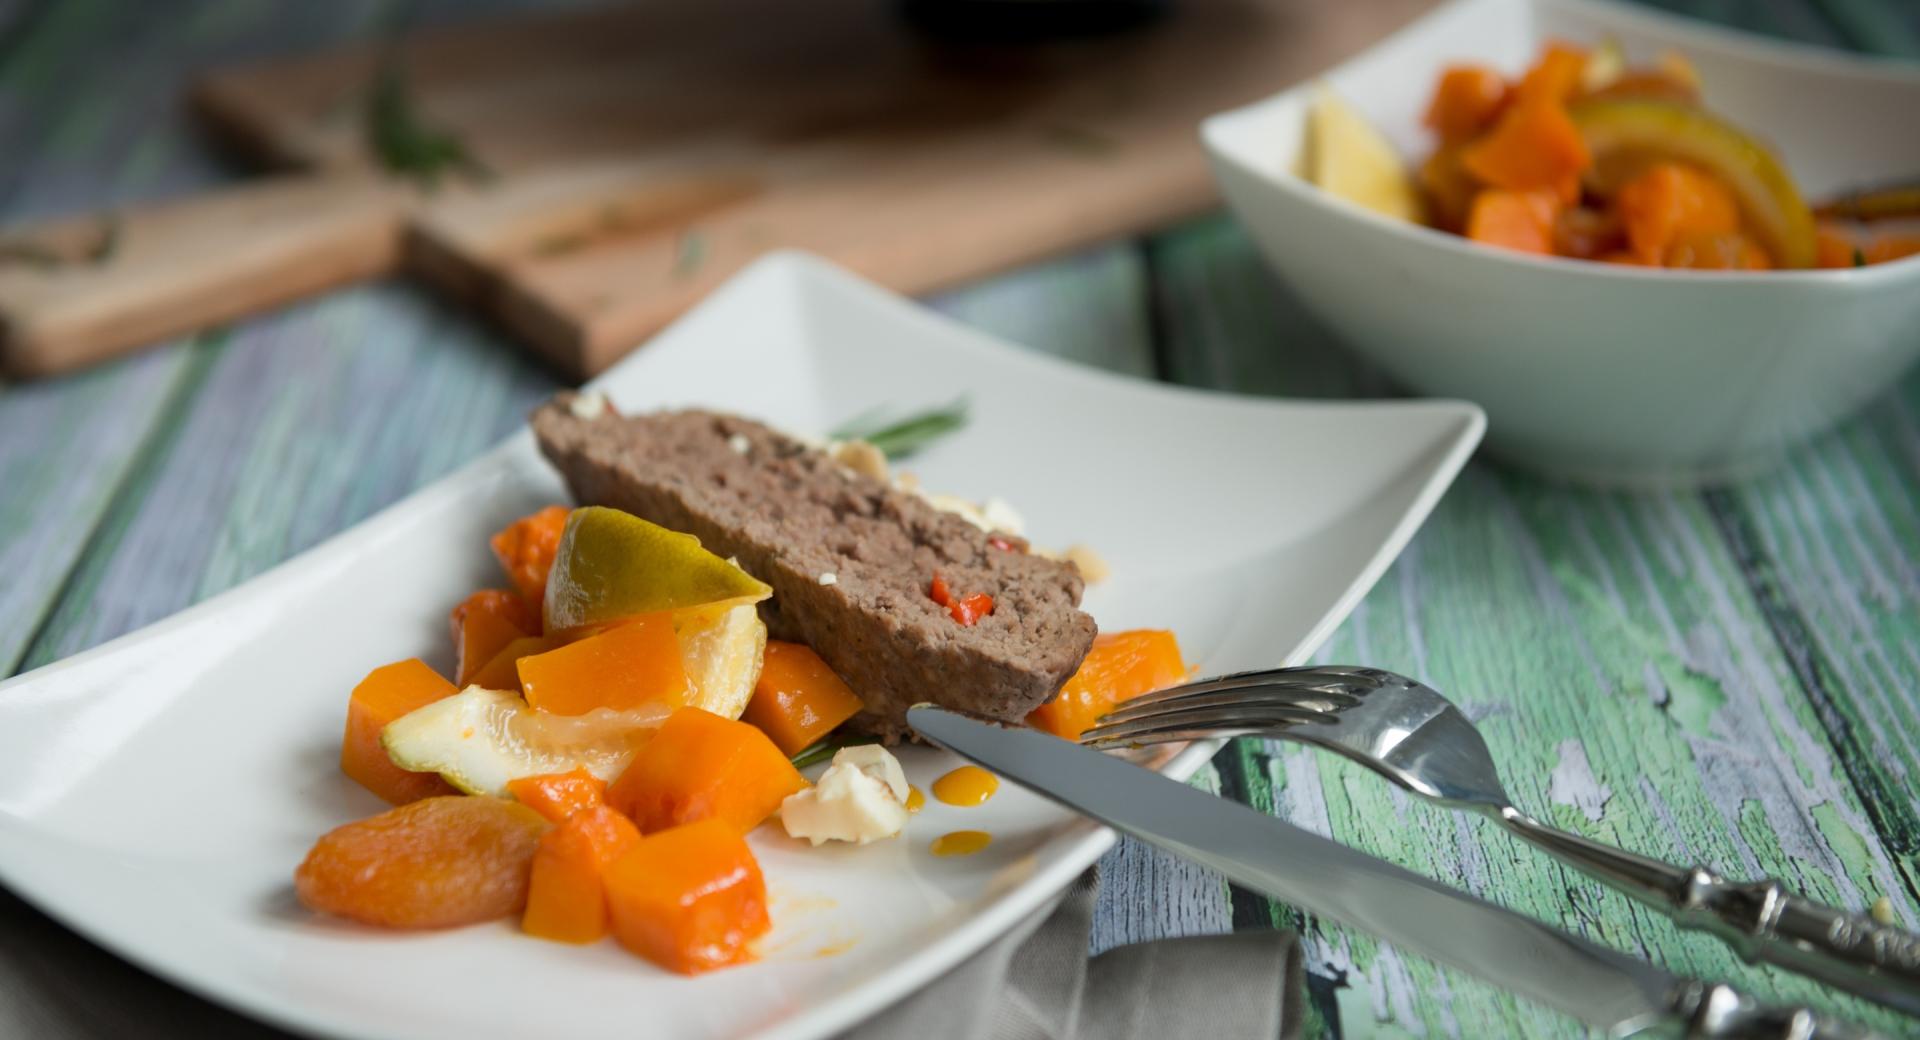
[907,707,1883,1040]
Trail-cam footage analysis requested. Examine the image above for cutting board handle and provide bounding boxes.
[0,174,411,379]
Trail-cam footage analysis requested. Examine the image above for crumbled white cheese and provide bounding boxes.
[817,571,838,586]
[780,745,910,846]
[833,744,910,800]
[728,433,752,455]
[569,392,608,420]
[1064,543,1111,584]
[980,497,1026,536]
[829,439,889,481]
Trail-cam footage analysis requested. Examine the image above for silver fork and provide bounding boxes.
[1081,665,1920,1017]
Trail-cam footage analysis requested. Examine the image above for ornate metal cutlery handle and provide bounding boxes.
[1496,808,1920,1016]
[1665,980,1883,1039]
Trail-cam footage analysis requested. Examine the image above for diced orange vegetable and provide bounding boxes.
[341,659,460,805]
[1419,144,1481,232]
[1028,629,1187,741]
[1615,162,1742,263]
[1815,223,1863,268]
[604,819,770,974]
[1465,189,1562,255]
[1460,99,1590,196]
[741,641,865,755]
[468,634,561,692]
[523,805,642,944]
[518,613,690,715]
[450,589,537,685]
[1515,40,1587,105]
[492,505,571,614]
[1423,65,1508,144]
[1662,232,1772,270]
[507,767,609,823]
[1864,233,1920,265]
[608,707,807,833]
[295,795,549,929]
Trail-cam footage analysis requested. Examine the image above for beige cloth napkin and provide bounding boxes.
[842,870,1304,1040]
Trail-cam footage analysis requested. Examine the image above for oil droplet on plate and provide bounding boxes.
[932,766,998,806]
[931,830,992,857]
[905,785,925,813]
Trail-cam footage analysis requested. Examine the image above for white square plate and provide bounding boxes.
[0,252,1482,1039]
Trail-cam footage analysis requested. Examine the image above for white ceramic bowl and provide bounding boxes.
[1202,0,1920,485]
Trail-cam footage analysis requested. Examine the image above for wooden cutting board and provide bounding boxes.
[0,0,1430,379]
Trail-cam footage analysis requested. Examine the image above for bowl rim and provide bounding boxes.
[1199,0,1920,288]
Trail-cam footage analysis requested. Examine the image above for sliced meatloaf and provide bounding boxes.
[531,393,1097,740]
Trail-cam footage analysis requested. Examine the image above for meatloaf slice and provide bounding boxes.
[531,394,1097,741]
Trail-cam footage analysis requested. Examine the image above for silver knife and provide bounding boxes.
[907,707,1886,1040]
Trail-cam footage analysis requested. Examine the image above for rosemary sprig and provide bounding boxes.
[830,398,969,460]
[365,58,486,188]
[789,734,880,770]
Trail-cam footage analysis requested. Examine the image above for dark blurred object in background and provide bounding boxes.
[900,0,1169,40]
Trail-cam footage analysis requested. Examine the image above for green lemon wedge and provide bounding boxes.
[1571,99,1816,268]
[543,506,772,633]
[1303,85,1425,224]
[382,686,670,797]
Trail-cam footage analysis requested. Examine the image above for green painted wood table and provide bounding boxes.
[1,1,1916,1036]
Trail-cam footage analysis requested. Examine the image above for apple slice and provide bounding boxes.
[1303,85,1425,224]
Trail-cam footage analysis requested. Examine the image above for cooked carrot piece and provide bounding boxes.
[341,659,459,805]
[1423,65,1508,144]
[450,590,537,686]
[523,805,642,944]
[491,505,571,614]
[1864,233,1920,265]
[1460,99,1590,196]
[295,796,549,929]
[608,707,807,833]
[507,767,609,823]
[1815,223,1863,268]
[1028,630,1187,741]
[518,613,689,715]
[741,641,865,756]
[604,819,770,974]
[1662,232,1772,270]
[1465,189,1562,255]
[1515,40,1587,105]
[1615,162,1742,263]
[468,634,561,692]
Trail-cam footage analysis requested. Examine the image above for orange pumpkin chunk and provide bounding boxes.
[1466,189,1562,256]
[523,805,642,944]
[341,659,460,805]
[1615,161,1742,263]
[1514,40,1587,105]
[1423,65,1507,144]
[508,767,609,824]
[604,819,770,974]
[1028,629,1187,741]
[1460,99,1590,196]
[741,641,865,756]
[491,505,571,614]
[518,613,689,715]
[608,707,807,833]
[295,796,549,929]
[450,589,537,685]
[468,634,560,692]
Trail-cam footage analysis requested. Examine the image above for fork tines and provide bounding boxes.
[1079,665,1390,749]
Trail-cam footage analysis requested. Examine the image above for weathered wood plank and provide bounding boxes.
[1147,210,1917,1036]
